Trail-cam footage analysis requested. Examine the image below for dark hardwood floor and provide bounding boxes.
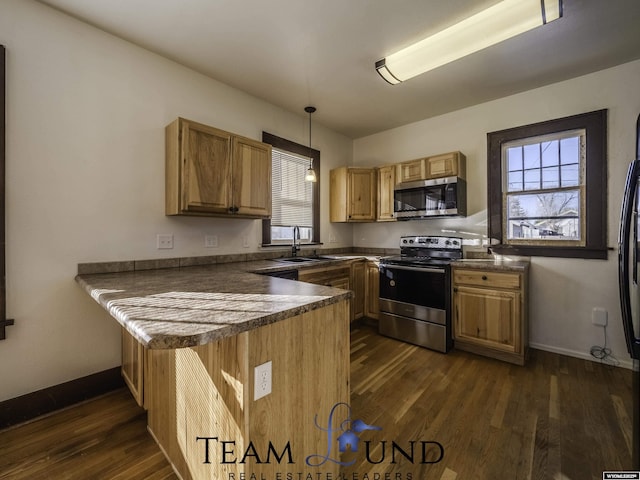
[0,324,633,479]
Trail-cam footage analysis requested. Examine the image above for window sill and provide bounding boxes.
[490,244,610,260]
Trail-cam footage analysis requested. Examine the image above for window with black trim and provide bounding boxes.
[487,109,607,259]
[261,132,320,246]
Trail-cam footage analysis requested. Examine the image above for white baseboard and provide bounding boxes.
[529,342,634,370]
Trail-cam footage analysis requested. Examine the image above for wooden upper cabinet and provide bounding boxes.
[376,165,396,221]
[425,151,466,180]
[232,136,271,217]
[396,158,426,183]
[166,117,271,218]
[396,151,466,183]
[330,167,376,222]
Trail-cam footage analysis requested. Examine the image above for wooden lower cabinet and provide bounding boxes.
[365,260,380,319]
[146,300,350,479]
[299,264,351,313]
[452,267,528,365]
[350,260,365,321]
[121,327,147,408]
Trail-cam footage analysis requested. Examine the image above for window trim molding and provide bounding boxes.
[0,45,12,340]
[487,109,608,259]
[261,132,320,245]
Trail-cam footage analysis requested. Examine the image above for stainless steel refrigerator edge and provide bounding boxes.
[617,112,640,469]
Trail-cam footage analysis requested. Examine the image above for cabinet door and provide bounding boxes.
[453,285,521,354]
[182,121,232,214]
[351,261,365,321]
[377,165,396,221]
[425,152,465,179]
[299,265,351,287]
[396,158,426,183]
[365,262,380,319]
[348,169,376,221]
[232,136,272,217]
[122,328,145,408]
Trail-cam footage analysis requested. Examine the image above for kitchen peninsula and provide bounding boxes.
[76,259,352,479]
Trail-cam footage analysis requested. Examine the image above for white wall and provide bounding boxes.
[0,0,353,401]
[353,59,640,368]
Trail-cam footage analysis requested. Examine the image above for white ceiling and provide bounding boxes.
[37,0,640,138]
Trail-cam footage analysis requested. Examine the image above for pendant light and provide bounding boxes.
[304,106,317,182]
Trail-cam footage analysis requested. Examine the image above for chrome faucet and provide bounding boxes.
[292,226,300,257]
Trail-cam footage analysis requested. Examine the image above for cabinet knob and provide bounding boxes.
[482,275,488,281]
[453,287,458,293]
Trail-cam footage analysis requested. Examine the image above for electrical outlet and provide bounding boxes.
[254,361,272,400]
[204,235,218,248]
[157,234,174,249]
[592,307,608,327]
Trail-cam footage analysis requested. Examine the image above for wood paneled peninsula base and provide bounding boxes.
[76,262,351,479]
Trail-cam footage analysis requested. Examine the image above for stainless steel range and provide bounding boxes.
[379,235,462,353]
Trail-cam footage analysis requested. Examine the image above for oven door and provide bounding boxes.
[379,263,448,325]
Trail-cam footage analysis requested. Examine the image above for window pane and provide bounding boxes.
[561,164,579,187]
[542,166,559,189]
[271,226,312,242]
[507,146,523,172]
[524,169,540,190]
[507,170,523,192]
[560,136,580,165]
[506,190,581,240]
[541,140,559,167]
[523,144,540,169]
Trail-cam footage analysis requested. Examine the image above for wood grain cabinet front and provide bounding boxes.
[166,117,271,218]
[330,167,376,222]
[425,151,466,180]
[376,165,396,221]
[350,260,366,322]
[364,260,380,319]
[121,327,147,408]
[396,158,426,183]
[452,267,528,365]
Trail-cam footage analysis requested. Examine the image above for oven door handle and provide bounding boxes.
[381,264,445,274]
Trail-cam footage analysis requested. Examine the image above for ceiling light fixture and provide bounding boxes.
[376,0,563,85]
[304,106,317,183]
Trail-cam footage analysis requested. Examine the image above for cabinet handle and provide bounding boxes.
[482,275,488,281]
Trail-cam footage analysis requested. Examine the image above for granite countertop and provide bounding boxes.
[76,259,356,350]
[451,258,530,272]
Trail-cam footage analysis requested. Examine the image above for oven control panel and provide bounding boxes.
[399,235,462,250]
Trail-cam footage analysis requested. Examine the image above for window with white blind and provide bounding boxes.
[270,148,314,243]
[262,132,320,245]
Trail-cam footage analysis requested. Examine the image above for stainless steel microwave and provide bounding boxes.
[394,176,466,219]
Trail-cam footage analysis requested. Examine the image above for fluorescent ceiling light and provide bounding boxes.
[376,0,563,85]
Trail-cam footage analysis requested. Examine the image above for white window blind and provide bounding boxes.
[271,148,313,228]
